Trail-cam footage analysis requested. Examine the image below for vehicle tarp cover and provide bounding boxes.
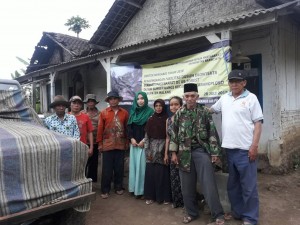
[0,90,92,217]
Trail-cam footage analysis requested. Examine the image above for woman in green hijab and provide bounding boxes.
[127,91,154,198]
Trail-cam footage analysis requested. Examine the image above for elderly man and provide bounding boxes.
[44,95,80,139]
[211,70,263,225]
[97,91,129,199]
[169,83,225,225]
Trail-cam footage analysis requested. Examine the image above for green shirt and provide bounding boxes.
[169,104,221,172]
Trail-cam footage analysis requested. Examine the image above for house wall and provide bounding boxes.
[235,18,300,172]
[275,17,300,172]
[210,19,300,172]
[83,64,108,111]
[230,26,277,165]
[113,0,262,48]
[56,64,108,111]
[110,0,300,172]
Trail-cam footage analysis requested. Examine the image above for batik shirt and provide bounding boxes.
[96,107,129,151]
[44,113,80,139]
[144,134,166,164]
[169,103,221,172]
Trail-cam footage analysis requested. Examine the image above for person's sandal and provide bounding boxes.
[207,218,225,225]
[242,222,254,225]
[224,213,233,220]
[116,190,124,195]
[145,200,153,205]
[224,212,240,221]
[182,215,196,224]
[100,193,109,199]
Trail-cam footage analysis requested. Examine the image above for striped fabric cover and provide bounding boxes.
[0,90,92,217]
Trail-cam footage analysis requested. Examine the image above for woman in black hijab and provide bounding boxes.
[143,99,171,205]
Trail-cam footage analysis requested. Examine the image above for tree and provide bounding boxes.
[65,15,90,38]
[11,57,29,79]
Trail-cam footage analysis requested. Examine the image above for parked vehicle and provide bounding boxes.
[0,79,94,225]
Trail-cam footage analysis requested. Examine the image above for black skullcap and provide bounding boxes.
[184,83,198,93]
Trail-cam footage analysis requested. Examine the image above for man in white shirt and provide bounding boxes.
[211,70,263,225]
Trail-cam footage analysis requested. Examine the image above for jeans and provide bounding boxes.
[226,148,259,225]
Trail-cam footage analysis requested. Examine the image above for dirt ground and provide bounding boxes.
[86,169,300,225]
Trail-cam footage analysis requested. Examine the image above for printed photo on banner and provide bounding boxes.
[110,64,142,101]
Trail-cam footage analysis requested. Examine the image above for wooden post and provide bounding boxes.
[50,72,56,102]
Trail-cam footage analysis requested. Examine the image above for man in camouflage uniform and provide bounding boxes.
[169,83,225,225]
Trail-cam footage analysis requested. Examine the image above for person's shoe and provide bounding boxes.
[100,193,109,199]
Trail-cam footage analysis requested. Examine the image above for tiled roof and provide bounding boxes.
[26,32,90,73]
[44,32,90,56]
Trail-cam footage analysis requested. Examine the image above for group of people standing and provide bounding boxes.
[44,69,263,225]
[44,93,100,182]
[127,92,184,208]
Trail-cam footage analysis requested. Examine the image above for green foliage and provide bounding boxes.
[11,57,30,79]
[64,15,90,37]
[11,71,21,79]
[16,56,29,66]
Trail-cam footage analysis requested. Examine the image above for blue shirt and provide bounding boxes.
[44,113,80,139]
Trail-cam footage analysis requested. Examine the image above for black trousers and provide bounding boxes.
[101,150,125,194]
[86,144,98,182]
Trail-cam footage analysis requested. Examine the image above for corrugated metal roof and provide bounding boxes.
[89,0,299,53]
[93,0,299,53]
[89,0,146,50]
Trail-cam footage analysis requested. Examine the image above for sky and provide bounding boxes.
[0,0,115,80]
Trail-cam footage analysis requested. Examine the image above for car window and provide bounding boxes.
[0,83,20,91]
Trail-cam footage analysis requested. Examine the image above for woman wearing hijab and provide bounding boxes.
[127,91,154,198]
[144,99,171,205]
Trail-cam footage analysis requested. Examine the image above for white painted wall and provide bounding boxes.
[278,17,300,111]
[83,64,108,111]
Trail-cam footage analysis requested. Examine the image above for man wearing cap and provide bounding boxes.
[69,95,94,157]
[82,94,101,182]
[210,70,263,225]
[97,91,129,199]
[169,83,225,225]
[44,95,80,139]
